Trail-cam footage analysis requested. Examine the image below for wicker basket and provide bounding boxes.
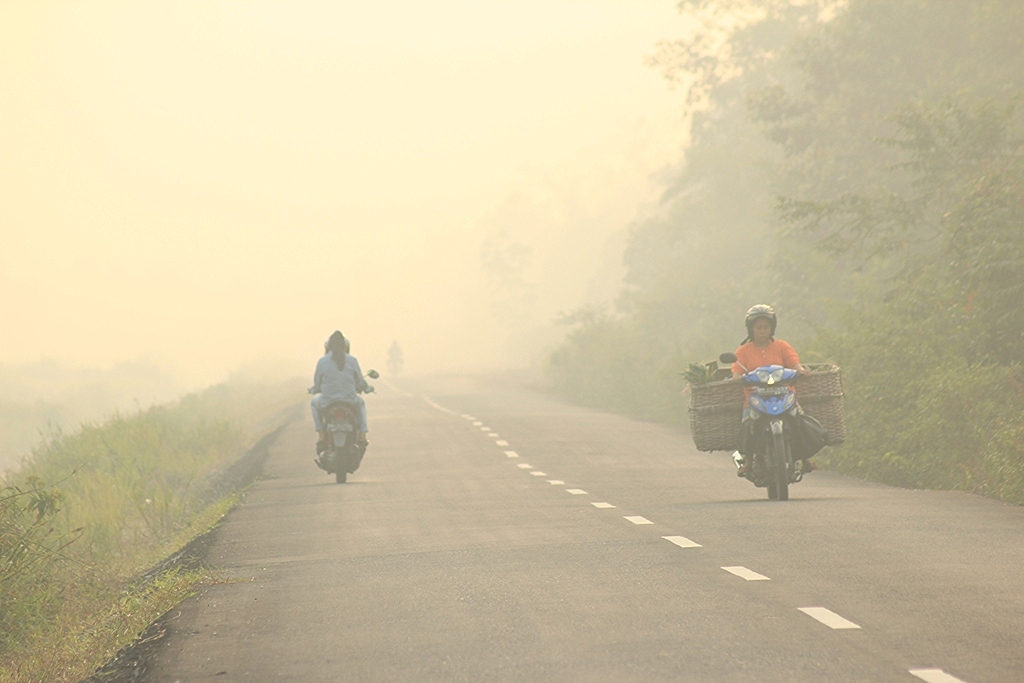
[688,378,744,452]
[797,364,846,446]
[687,363,845,452]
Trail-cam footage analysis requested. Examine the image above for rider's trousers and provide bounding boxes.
[311,394,368,433]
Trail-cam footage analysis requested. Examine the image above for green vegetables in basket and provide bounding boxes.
[682,361,721,385]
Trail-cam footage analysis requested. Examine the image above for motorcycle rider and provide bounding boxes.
[387,339,404,375]
[731,305,814,475]
[310,331,370,455]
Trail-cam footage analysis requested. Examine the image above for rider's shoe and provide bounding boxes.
[800,459,818,473]
[732,451,746,477]
[316,438,328,455]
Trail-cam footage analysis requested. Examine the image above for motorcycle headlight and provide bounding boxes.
[771,368,786,383]
[756,370,771,383]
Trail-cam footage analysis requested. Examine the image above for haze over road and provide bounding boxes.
[146,377,1024,682]
[0,1,689,385]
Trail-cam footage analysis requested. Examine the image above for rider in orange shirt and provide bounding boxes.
[732,305,814,474]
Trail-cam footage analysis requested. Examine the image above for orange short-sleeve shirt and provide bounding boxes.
[732,339,801,375]
[733,340,801,408]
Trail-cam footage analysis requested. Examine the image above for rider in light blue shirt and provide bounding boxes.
[310,331,369,452]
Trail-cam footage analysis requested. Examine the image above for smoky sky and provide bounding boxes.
[1,1,691,387]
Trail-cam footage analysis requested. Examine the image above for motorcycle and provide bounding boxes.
[719,352,808,501]
[315,369,379,483]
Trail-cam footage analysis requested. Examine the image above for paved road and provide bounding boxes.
[146,375,1024,682]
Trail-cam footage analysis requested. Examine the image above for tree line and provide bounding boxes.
[546,0,1024,503]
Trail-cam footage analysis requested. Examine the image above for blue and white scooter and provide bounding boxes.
[719,352,804,501]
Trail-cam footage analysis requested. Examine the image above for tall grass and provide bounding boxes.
[0,377,303,682]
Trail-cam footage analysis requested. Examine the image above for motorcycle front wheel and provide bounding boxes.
[336,470,347,483]
[768,432,790,501]
[764,448,779,500]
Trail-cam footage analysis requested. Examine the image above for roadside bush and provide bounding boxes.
[828,359,1024,502]
[0,477,75,656]
[816,299,1024,504]
[0,377,303,683]
[545,310,687,422]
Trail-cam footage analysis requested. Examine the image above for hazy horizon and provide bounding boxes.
[2,1,693,392]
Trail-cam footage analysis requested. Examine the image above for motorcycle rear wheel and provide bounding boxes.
[332,434,355,483]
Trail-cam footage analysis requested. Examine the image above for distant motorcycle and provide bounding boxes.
[720,352,813,501]
[387,341,404,375]
[316,369,378,483]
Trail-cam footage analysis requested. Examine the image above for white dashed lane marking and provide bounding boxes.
[798,607,861,630]
[454,405,953,670]
[663,535,701,548]
[909,669,969,683]
[722,566,769,581]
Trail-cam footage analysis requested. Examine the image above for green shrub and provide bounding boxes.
[815,300,1024,504]
[0,377,302,682]
[545,311,688,422]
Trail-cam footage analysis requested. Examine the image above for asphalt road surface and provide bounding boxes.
[145,375,1024,683]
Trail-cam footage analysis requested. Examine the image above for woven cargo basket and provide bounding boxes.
[798,364,846,446]
[687,363,845,452]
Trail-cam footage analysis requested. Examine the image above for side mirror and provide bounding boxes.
[367,369,380,379]
[719,352,737,364]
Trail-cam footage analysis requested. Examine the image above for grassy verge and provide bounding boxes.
[0,378,304,683]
